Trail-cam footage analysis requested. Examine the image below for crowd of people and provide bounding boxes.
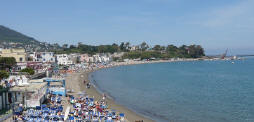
[67,95,125,122]
[12,92,125,122]
[13,94,65,121]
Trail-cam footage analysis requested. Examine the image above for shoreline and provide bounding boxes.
[67,59,208,122]
[79,59,201,122]
[81,71,154,122]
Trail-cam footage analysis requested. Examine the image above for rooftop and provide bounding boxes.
[9,82,47,92]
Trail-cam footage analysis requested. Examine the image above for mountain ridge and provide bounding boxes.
[0,25,58,51]
[0,25,40,45]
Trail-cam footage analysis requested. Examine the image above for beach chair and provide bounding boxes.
[52,116,60,122]
[58,106,63,112]
[36,106,41,110]
[112,112,117,119]
[44,116,50,122]
[42,104,47,108]
[57,97,62,103]
[60,115,65,121]
[99,115,104,121]
[120,113,125,122]
[68,116,74,121]
[43,107,50,111]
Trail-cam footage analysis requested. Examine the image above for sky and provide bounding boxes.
[0,0,254,55]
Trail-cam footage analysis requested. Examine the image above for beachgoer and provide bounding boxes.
[86,83,90,89]
[102,93,106,101]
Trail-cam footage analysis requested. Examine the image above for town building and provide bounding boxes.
[9,80,47,108]
[80,54,90,63]
[100,53,112,63]
[130,46,139,51]
[112,52,124,58]
[29,52,55,63]
[68,53,80,64]
[93,55,102,63]
[56,54,73,65]
[15,62,27,71]
[0,48,27,62]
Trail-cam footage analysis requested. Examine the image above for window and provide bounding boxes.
[19,57,23,62]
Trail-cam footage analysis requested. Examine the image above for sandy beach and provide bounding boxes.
[65,70,154,122]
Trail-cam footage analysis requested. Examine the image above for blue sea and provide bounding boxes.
[89,57,254,122]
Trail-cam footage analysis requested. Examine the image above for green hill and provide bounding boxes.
[0,25,58,52]
[0,25,39,44]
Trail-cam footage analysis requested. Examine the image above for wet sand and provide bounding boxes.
[65,71,154,122]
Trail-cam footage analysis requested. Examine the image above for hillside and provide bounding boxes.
[0,25,40,44]
[0,25,59,52]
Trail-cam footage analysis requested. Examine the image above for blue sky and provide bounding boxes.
[1,0,254,55]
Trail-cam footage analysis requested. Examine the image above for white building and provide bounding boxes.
[9,80,47,108]
[100,53,111,63]
[130,46,139,51]
[15,62,27,71]
[93,55,102,63]
[56,54,73,65]
[30,52,55,63]
[101,56,110,62]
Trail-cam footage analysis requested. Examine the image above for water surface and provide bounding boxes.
[90,57,254,122]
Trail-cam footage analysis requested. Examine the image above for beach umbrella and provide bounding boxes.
[69,116,74,120]
[119,113,124,117]
[36,106,41,110]
[41,104,47,108]
[89,98,94,101]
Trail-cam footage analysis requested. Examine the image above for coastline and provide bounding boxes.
[83,71,154,122]
[65,59,204,122]
[65,70,154,122]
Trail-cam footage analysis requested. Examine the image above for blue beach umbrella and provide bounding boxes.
[69,116,74,120]
[89,98,94,101]
[119,113,124,117]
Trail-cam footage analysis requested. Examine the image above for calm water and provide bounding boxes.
[89,57,254,122]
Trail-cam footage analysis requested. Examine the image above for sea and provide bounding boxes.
[89,57,254,122]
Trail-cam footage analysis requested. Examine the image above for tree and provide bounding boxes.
[112,43,119,52]
[188,45,205,58]
[0,57,16,70]
[0,70,9,80]
[166,45,178,57]
[178,45,188,57]
[140,42,149,51]
[78,42,83,48]
[53,43,61,48]
[98,45,106,53]
[119,42,125,51]
[196,45,205,57]
[69,45,76,49]
[62,44,68,49]
[20,68,35,75]
[125,42,130,51]
[153,45,164,51]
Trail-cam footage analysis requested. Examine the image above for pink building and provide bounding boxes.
[80,54,90,63]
